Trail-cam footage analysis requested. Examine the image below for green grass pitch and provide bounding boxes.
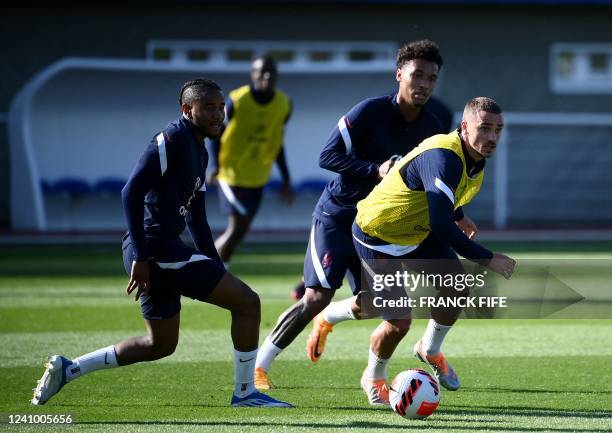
[1,242,611,432]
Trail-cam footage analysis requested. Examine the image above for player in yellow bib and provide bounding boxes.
[320,97,516,398]
[355,125,484,247]
[208,56,293,266]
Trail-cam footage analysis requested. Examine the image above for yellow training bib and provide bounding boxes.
[356,131,484,245]
[217,85,291,188]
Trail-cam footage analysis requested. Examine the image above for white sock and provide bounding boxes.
[323,297,356,325]
[66,345,118,382]
[234,348,258,397]
[223,262,230,270]
[254,337,282,372]
[364,347,389,381]
[421,319,452,356]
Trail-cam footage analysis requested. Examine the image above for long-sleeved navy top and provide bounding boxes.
[314,93,445,224]
[400,139,493,261]
[121,116,221,263]
[209,85,291,181]
[425,96,454,133]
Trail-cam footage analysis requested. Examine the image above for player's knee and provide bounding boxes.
[351,302,366,320]
[431,306,461,324]
[230,216,251,238]
[156,341,178,358]
[246,288,261,312]
[353,292,375,319]
[302,288,332,314]
[387,318,412,338]
[236,285,261,316]
[148,336,178,359]
[433,293,465,322]
[228,226,247,240]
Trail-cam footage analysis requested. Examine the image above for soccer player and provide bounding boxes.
[289,94,455,301]
[31,78,291,408]
[254,40,454,395]
[208,56,293,267]
[349,97,516,403]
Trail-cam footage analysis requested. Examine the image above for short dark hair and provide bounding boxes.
[396,39,443,70]
[179,78,221,106]
[463,97,503,116]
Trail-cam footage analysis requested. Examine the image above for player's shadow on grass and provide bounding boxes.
[76,420,612,432]
[278,385,363,390]
[463,386,612,395]
[55,402,391,413]
[443,404,612,419]
[60,402,612,421]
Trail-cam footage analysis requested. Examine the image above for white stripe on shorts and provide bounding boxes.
[310,225,331,289]
[218,180,248,215]
[352,233,419,257]
[156,254,208,270]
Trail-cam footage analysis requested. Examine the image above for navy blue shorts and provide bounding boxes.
[352,222,464,277]
[352,222,460,262]
[303,215,361,294]
[217,181,264,218]
[122,235,226,320]
[352,223,466,319]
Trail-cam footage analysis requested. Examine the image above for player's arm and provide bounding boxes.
[452,204,478,239]
[455,210,478,239]
[415,150,515,277]
[414,149,491,261]
[276,146,290,182]
[319,102,382,179]
[206,98,233,185]
[121,142,163,298]
[275,98,292,183]
[275,146,293,204]
[274,99,294,204]
[186,192,223,264]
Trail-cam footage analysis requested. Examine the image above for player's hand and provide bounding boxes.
[487,253,516,280]
[456,216,478,239]
[278,180,294,205]
[126,260,150,301]
[206,168,219,187]
[378,159,396,179]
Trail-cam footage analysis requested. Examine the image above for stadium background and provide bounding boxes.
[1,0,612,236]
[1,2,611,432]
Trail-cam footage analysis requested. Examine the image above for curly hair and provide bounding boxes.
[179,78,222,106]
[396,39,443,70]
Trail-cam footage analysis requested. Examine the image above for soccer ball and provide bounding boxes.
[389,369,440,419]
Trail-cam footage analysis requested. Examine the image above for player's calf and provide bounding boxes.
[268,288,331,349]
[255,288,332,384]
[32,345,121,405]
[206,273,261,351]
[114,314,180,365]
